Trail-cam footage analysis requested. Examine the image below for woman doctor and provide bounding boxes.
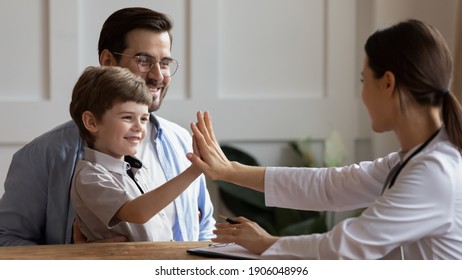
[187,19,462,259]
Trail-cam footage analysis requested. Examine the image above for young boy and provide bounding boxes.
[69,66,201,242]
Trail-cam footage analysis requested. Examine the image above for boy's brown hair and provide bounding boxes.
[69,66,152,146]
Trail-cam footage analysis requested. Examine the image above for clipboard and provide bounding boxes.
[187,243,260,260]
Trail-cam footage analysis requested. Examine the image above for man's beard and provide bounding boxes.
[146,77,168,112]
[148,86,168,112]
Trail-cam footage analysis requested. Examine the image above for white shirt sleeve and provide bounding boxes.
[262,149,458,259]
[264,154,397,211]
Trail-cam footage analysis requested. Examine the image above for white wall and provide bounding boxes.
[223,0,460,168]
[0,0,460,210]
[356,0,460,158]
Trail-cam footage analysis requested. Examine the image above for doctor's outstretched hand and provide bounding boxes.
[187,111,232,181]
[187,111,279,255]
[187,111,267,192]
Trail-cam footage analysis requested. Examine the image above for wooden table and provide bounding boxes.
[0,241,214,260]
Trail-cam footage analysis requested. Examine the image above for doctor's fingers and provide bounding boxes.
[195,112,214,145]
[203,111,218,142]
[212,227,245,244]
[190,122,212,158]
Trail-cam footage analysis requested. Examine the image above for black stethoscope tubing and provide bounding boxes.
[383,128,441,192]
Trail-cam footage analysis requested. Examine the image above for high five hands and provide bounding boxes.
[187,111,279,255]
[187,111,233,182]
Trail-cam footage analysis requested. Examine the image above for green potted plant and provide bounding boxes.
[216,145,327,236]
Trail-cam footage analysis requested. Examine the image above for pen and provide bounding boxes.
[219,214,240,224]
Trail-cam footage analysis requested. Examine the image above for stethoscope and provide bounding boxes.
[382,127,441,194]
[380,127,441,259]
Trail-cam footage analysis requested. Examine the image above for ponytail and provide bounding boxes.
[442,92,462,152]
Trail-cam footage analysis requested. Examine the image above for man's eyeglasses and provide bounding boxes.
[113,52,179,77]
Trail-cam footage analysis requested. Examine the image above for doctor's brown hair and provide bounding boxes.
[365,19,462,152]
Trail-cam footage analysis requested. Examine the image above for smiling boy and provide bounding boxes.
[69,66,202,242]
